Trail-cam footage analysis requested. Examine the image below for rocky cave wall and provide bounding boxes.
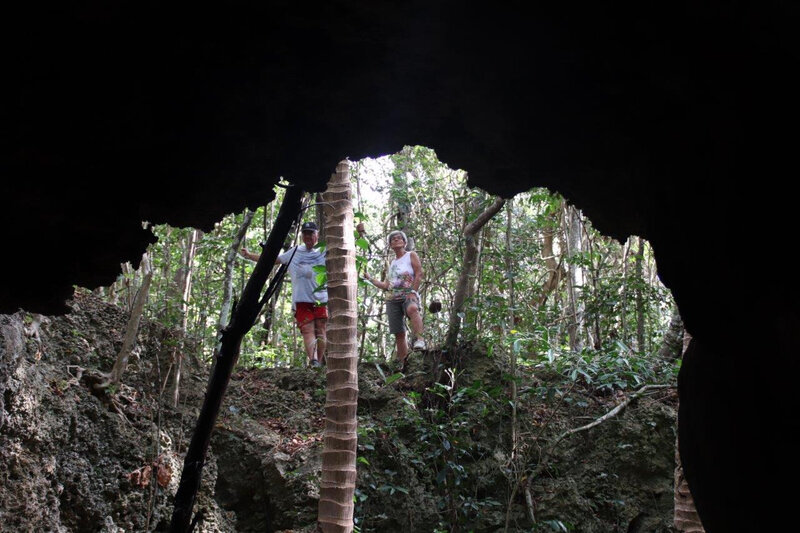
[4,2,800,531]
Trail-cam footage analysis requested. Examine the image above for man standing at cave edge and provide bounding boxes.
[241,221,328,367]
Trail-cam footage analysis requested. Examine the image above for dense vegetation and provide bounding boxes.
[102,146,679,385]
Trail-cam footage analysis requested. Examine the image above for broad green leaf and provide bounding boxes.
[384,373,404,386]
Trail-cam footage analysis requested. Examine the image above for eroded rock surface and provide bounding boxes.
[1,294,677,531]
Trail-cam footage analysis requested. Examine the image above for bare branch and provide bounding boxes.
[552,384,673,446]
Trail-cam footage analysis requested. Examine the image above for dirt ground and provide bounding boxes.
[1,293,677,532]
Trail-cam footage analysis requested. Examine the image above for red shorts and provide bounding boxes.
[294,302,328,326]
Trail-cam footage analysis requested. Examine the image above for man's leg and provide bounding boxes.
[299,319,318,364]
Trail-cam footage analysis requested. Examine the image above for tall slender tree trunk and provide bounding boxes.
[583,231,602,349]
[505,199,518,456]
[219,210,255,330]
[196,266,212,359]
[536,201,566,309]
[121,261,135,311]
[267,200,281,347]
[318,161,359,533]
[177,230,200,332]
[658,306,685,360]
[445,196,506,347]
[393,146,412,233]
[172,229,200,407]
[354,165,372,361]
[503,198,523,533]
[620,238,631,342]
[270,283,285,351]
[564,205,585,352]
[356,219,374,362]
[107,274,120,305]
[472,227,486,332]
[105,252,153,387]
[315,192,327,244]
[157,227,173,320]
[635,236,646,354]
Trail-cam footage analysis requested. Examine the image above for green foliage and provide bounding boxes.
[404,371,502,529]
[352,368,507,531]
[541,344,675,393]
[101,146,679,378]
[312,264,327,293]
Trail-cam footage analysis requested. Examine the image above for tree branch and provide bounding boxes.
[552,384,674,446]
[464,197,507,236]
[169,186,304,533]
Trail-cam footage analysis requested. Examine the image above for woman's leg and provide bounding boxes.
[405,301,424,338]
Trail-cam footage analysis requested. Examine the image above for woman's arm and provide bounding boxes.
[364,271,388,291]
[410,252,423,292]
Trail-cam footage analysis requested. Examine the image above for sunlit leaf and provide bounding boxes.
[384,373,404,386]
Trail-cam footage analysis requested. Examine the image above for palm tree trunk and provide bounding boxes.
[318,160,359,533]
[674,330,704,531]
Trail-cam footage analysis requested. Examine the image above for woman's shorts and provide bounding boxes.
[386,294,418,334]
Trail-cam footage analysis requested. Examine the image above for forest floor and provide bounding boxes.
[0,292,678,532]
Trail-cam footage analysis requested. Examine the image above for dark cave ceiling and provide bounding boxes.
[4,2,800,531]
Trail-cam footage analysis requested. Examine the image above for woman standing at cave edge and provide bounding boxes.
[364,229,426,371]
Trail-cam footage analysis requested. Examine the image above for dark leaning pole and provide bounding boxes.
[170,186,304,533]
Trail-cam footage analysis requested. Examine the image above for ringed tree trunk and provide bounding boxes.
[674,330,705,532]
[318,160,359,533]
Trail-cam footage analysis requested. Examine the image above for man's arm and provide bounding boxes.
[240,247,260,261]
[242,247,282,265]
